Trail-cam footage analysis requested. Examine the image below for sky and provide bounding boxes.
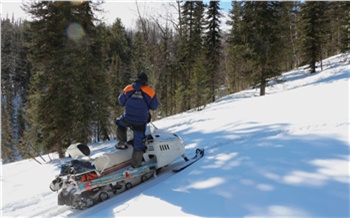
[1,53,349,217]
[1,0,232,30]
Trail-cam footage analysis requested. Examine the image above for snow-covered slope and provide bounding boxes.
[1,54,349,217]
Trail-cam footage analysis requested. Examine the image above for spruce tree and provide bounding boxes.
[108,19,132,85]
[241,1,285,95]
[279,1,301,70]
[1,19,16,161]
[179,1,196,111]
[24,1,111,157]
[1,102,17,163]
[226,1,252,93]
[105,19,132,122]
[300,1,328,73]
[131,31,148,76]
[152,19,174,117]
[339,2,350,55]
[191,53,209,110]
[179,1,205,111]
[1,17,30,162]
[204,1,222,102]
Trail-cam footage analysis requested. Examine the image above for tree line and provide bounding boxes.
[1,1,349,163]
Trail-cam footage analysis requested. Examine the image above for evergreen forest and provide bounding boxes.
[1,1,349,163]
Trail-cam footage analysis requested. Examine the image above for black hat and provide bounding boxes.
[137,72,148,85]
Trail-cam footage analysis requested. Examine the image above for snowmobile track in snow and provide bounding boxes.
[66,159,187,217]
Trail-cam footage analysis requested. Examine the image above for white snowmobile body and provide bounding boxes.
[90,126,186,173]
[50,125,187,209]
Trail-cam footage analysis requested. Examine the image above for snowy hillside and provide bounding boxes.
[1,54,349,217]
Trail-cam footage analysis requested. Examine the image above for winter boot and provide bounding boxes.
[130,149,144,168]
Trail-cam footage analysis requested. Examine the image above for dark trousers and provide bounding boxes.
[116,115,146,152]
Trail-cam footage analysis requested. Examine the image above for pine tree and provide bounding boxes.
[204,1,222,102]
[191,53,209,110]
[241,2,286,95]
[179,1,196,111]
[131,31,148,76]
[1,17,30,162]
[24,1,111,157]
[105,19,132,122]
[178,1,205,111]
[108,19,132,84]
[1,19,16,161]
[152,18,175,117]
[279,1,301,70]
[226,1,252,93]
[339,2,350,55]
[1,102,17,163]
[300,1,329,73]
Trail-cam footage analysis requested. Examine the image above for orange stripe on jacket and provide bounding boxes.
[123,85,134,94]
[141,86,156,98]
[123,85,155,99]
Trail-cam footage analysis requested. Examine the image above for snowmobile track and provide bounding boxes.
[70,162,181,217]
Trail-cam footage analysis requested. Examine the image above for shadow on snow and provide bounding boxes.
[144,122,349,217]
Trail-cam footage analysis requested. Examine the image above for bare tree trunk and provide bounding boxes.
[320,45,323,71]
[28,153,42,165]
[47,153,53,162]
[26,141,46,163]
[135,1,149,43]
[260,70,266,96]
[57,143,64,158]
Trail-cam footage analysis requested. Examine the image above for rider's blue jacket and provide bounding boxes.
[118,81,159,125]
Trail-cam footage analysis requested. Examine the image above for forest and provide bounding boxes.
[1,1,349,163]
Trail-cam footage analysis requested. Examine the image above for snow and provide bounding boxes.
[1,54,349,217]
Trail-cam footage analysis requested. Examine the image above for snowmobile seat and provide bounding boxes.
[92,146,134,173]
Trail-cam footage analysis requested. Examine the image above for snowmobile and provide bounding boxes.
[49,124,203,209]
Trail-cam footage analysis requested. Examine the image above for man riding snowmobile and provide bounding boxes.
[116,72,159,168]
[49,73,204,208]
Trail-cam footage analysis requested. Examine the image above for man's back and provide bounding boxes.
[119,81,158,125]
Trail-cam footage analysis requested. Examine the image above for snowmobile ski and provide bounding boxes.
[173,148,204,172]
